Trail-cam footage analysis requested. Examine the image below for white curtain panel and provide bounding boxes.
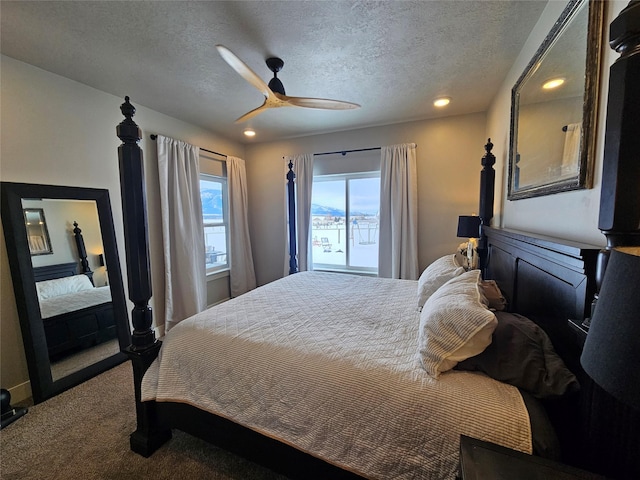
[156,135,207,331]
[227,156,257,297]
[561,123,582,175]
[284,154,314,272]
[378,143,419,280]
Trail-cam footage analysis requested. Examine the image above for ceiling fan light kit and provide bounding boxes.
[216,45,360,123]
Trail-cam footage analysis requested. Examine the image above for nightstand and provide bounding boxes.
[459,435,610,480]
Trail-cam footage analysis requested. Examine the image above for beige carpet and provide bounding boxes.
[0,362,288,480]
[50,339,120,381]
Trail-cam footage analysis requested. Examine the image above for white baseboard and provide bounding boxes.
[8,380,32,405]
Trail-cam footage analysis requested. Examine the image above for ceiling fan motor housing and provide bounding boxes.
[266,57,286,95]
[268,77,286,95]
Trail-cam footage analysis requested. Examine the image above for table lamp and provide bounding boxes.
[581,247,640,410]
[457,215,481,269]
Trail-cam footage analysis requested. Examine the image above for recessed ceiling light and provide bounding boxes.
[243,129,256,137]
[542,78,565,90]
[433,97,451,108]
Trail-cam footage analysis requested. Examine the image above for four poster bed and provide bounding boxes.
[115,6,639,478]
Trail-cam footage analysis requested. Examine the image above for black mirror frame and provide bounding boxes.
[507,0,605,200]
[1,182,130,403]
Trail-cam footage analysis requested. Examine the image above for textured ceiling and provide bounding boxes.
[0,1,548,144]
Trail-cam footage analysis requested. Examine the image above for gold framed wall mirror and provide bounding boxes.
[1,182,131,403]
[508,0,605,200]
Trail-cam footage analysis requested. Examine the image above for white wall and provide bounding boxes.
[486,0,625,246]
[245,113,487,286]
[0,55,244,401]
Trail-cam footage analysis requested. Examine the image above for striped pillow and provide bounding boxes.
[418,270,497,377]
[416,254,465,309]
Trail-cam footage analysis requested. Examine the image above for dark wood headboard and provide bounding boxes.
[483,226,639,479]
[483,227,599,368]
[33,262,79,282]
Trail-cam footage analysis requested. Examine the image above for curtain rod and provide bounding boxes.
[150,134,227,158]
[282,144,418,159]
[314,146,381,157]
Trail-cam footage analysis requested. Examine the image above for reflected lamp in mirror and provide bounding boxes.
[457,215,481,270]
[507,0,605,200]
[97,254,109,285]
[581,247,640,410]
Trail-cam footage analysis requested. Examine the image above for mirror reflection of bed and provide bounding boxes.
[24,199,119,382]
[34,262,118,382]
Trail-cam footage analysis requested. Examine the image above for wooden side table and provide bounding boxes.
[459,435,610,480]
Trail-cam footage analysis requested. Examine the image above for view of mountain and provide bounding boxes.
[201,188,223,216]
[311,203,344,217]
[310,204,376,217]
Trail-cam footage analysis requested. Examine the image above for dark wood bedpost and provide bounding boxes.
[580,4,640,479]
[595,0,640,289]
[72,221,93,284]
[116,96,171,456]
[477,138,496,274]
[287,160,298,274]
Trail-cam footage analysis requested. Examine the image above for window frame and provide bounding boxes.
[200,172,230,275]
[311,171,380,275]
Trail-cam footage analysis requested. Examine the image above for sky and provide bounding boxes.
[312,177,380,215]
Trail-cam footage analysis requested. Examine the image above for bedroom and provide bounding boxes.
[1,0,638,479]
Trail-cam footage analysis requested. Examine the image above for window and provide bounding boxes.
[311,172,380,274]
[200,174,229,274]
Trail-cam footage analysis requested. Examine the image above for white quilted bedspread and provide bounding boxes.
[142,272,531,479]
[39,286,112,319]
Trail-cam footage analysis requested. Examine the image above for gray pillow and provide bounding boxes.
[455,311,579,399]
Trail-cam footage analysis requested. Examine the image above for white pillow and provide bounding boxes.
[418,270,497,378]
[417,254,465,308]
[36,274,93,301]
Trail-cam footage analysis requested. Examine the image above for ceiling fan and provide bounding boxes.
[215,45,360,123]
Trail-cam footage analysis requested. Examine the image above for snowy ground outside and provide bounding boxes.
[311,222,378,269]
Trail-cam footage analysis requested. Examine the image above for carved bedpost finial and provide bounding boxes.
[482,138,496,167]
[120,96,135,120]
[117,96,141,145]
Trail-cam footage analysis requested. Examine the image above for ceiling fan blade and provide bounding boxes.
[283,96,360,110]
[234,101,271,123]
[216,45,271,98]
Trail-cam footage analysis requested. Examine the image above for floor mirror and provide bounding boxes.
[1,182,130,403]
